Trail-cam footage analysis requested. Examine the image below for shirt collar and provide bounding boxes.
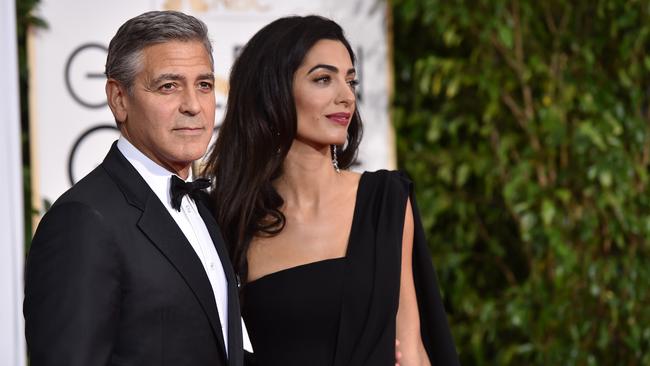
[117,136,194,209]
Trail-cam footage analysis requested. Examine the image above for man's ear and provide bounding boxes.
[106,79,129,123]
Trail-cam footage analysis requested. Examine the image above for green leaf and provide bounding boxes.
[498,25,514,49]
[542,199,556,226]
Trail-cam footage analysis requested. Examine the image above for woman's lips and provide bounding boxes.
[326,112,351,126]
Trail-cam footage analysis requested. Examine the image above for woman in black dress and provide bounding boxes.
[203,15,459,366]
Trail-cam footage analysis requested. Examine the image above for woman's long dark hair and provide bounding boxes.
[202,15,363,281]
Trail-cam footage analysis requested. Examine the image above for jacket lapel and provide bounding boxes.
[138,196,228,358]
[196,200,244,366]
[101,142,229,360]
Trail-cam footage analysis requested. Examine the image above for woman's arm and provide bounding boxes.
[396,198,431,366]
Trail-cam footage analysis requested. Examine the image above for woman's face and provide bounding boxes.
[292,39,357,148]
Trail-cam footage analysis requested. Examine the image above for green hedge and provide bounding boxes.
[392,1,650,364]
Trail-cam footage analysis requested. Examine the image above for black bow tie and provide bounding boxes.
[169,175,211,211]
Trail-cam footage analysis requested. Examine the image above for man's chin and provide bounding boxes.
[177,146,211,164]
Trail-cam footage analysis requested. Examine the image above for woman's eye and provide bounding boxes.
[348,79,360,88]
[314,75,331,84]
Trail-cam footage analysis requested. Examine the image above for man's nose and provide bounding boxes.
[180,88,201,116]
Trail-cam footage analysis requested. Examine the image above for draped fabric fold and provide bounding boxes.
[334,170,459,366]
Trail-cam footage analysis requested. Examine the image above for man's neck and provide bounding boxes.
[118,135,192,180]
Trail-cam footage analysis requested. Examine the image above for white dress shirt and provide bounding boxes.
[117,136,229,353]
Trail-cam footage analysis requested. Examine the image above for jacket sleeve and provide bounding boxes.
[24,201,121,366]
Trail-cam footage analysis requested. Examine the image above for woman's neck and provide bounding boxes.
[275,140,341,212]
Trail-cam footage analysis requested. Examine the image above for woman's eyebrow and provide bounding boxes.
[306,64,356,76]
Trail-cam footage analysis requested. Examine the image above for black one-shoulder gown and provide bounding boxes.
[242,170,459,366]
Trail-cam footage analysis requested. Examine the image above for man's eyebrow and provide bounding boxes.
[151,73,215,85]
[197,73,216,81]
[151,73,185,85]
[306,64,356,76]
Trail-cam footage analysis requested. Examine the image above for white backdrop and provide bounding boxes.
[1,0,27,364]
[30,0,393,211]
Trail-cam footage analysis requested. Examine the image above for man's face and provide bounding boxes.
[111,40,215,177]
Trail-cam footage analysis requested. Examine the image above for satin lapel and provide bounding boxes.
[195,200,236,288]
[138,194,228,358]
[101,142,150,210]
[196,200,244,366]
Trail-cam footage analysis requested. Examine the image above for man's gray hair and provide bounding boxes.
[105,11,213,93]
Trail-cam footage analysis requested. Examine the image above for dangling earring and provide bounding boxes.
[331,145,340,173]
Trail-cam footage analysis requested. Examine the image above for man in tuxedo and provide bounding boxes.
[24,11,243,366]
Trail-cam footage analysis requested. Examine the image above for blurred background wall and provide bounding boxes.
[27,0,392,213]
[1,0,27,364]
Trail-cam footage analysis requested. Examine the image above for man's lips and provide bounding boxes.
[326,112,351,125]
[172,126,206,135]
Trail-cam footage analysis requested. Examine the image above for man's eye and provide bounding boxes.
[198,81,213,90]
[160,83,176,91]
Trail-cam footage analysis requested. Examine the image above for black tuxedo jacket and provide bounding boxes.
[24,142,243,366]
